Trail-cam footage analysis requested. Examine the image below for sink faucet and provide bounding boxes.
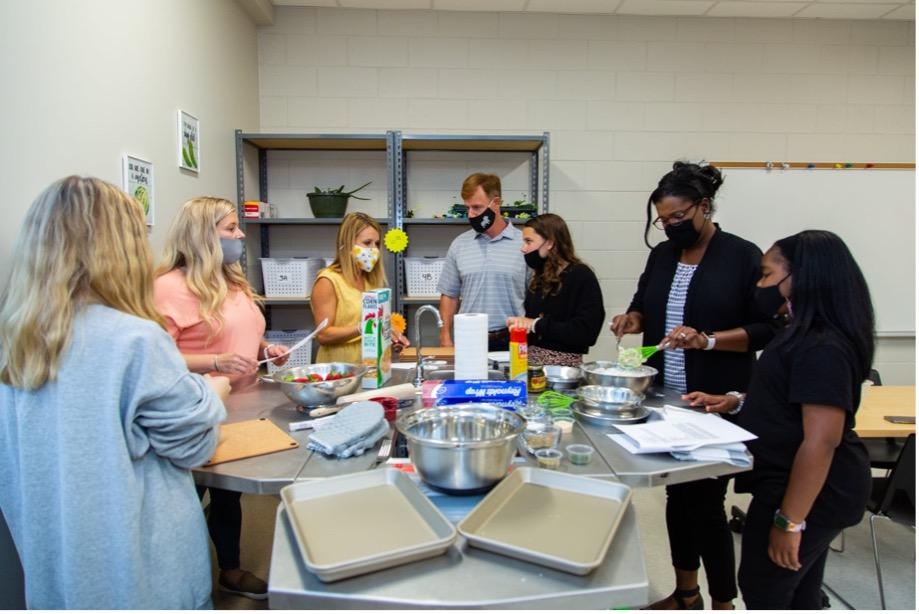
[413,305,444,387]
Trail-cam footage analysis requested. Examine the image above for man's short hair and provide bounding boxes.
[461,172,502,201]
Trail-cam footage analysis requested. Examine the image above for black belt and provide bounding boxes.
[488,329,509,340]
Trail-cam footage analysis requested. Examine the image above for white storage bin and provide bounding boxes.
[260,258,324,297]
[264,329,313,375]
[404,257,446,297]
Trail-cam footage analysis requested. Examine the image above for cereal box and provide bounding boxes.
[361,288,392,389]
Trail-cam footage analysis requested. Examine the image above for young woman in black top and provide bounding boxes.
[505,213,605,366]
[610,162,776,610]
[685,231,873,610]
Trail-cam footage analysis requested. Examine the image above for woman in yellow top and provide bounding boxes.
[311,212,408,363]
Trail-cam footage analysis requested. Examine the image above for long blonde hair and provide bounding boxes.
[0,176,164,390]
[156,197,260,336]
[329,212,387,289]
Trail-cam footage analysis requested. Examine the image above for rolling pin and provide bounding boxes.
[337,383,417,405]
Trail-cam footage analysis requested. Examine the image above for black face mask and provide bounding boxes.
[524,248,548,270]
[754,275,790,318]
[664,219,702,249]
[469,208,495,234]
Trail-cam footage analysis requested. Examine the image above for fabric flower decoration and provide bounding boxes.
[384,228,409,253]
[390,313,407,335]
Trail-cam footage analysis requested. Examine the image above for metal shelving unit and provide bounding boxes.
[234,130,551,324]
[391,131,550,312]
[234,131,394,327]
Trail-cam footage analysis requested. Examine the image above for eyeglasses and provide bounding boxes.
[652,203,699,230]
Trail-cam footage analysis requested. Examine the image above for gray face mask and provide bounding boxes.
[219,238,243,264]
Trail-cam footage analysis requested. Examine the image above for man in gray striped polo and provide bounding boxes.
[437,173,527,352]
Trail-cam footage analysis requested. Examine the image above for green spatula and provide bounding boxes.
[617,341,668,367]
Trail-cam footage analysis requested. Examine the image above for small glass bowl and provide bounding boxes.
[523,424,561,450]
[535,448,563,470]
[566,443,595,465]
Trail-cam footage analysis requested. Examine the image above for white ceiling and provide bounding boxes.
[271,0,915,20]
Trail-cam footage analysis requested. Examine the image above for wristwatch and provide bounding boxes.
[774,509,807,533]
[725,391,745,415]
[702,332,716,351]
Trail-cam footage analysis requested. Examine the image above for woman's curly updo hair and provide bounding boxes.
[643,161,725,247]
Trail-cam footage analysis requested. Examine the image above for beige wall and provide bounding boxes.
[0,0,260,284]
[257,7,915,382]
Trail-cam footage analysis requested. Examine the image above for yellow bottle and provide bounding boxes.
[509,327,528,384]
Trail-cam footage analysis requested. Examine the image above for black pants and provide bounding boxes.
[197,486,242,571]
[665,476,737,603]
[488,329,510,352]
[738,498,840,610]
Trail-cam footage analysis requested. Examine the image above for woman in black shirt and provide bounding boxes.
[505,213,604,366]
[610,162,775,610]
[685,230,873,610]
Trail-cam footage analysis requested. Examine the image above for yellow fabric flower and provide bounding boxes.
[390,313,407,335]
[384,228,409,253]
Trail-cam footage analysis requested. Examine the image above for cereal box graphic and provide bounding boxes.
[361,288,392,389]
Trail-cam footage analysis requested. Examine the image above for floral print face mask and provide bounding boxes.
[352,245,380,272]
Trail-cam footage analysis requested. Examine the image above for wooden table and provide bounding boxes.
[854,386,916,438]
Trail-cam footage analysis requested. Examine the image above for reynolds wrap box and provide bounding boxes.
[421,380,528,410]
[361,288,392,389]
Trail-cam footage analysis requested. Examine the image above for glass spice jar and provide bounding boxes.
[527,363,547,393]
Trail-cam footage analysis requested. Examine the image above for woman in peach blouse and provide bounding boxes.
[154,197,288,601]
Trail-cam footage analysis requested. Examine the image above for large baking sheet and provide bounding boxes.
[280,468,456,582]
[457,467,632,575]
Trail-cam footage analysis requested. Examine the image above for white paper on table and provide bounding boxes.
[608,434,752,468]
[608,406,757,454]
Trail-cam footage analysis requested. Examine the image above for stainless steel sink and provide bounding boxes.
[426,369,506,381]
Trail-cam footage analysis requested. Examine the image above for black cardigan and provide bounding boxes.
[627,227,776,395]
[525,263,605,355]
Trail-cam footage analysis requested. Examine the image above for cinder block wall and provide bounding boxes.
[257,7,915,381]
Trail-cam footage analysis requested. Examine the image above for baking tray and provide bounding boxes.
[279,468,456,582]
[457,467,632,575]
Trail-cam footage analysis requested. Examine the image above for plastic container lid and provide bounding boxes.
[535,448,563,469]
[566,444,595,465]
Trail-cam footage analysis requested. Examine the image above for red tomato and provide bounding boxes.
[293,377,310,383]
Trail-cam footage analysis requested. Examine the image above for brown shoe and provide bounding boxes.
[218,569,268,601]
[643,586,704,610]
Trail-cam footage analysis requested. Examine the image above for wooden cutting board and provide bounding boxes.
[203,418,299,467]
[399,346,455,359]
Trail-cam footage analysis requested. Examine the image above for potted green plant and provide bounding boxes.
[307,181,372,218]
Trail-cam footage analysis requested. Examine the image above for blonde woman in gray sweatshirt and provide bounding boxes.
[0,177,229,609]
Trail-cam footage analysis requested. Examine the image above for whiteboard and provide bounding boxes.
[715,168,915,335]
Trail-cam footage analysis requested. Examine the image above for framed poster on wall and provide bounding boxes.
[177,109,200,173]
[122,154,154,226]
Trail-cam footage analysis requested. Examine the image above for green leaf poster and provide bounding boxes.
[122,154,154,226]
[177,109,200,173]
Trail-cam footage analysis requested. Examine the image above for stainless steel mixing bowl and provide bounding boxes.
[580,361,658,394]
[544,365,583,390]
[577,385,644,411]
[395,403,526,494]
[262,363,366,407]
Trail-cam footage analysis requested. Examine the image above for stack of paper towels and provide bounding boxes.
[454,313,488,380]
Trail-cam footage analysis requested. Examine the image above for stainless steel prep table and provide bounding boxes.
[193,370,747,492]
[268,487,649,610]
[193,368,750,609]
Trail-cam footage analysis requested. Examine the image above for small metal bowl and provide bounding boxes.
[262,363,366,408]
[577,385,644,411]
[544,365,583,390]
[580,361,658,394]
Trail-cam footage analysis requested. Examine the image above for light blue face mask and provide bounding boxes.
[219,238,244,264]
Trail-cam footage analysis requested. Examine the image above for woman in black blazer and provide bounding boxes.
[611,162,776,610]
